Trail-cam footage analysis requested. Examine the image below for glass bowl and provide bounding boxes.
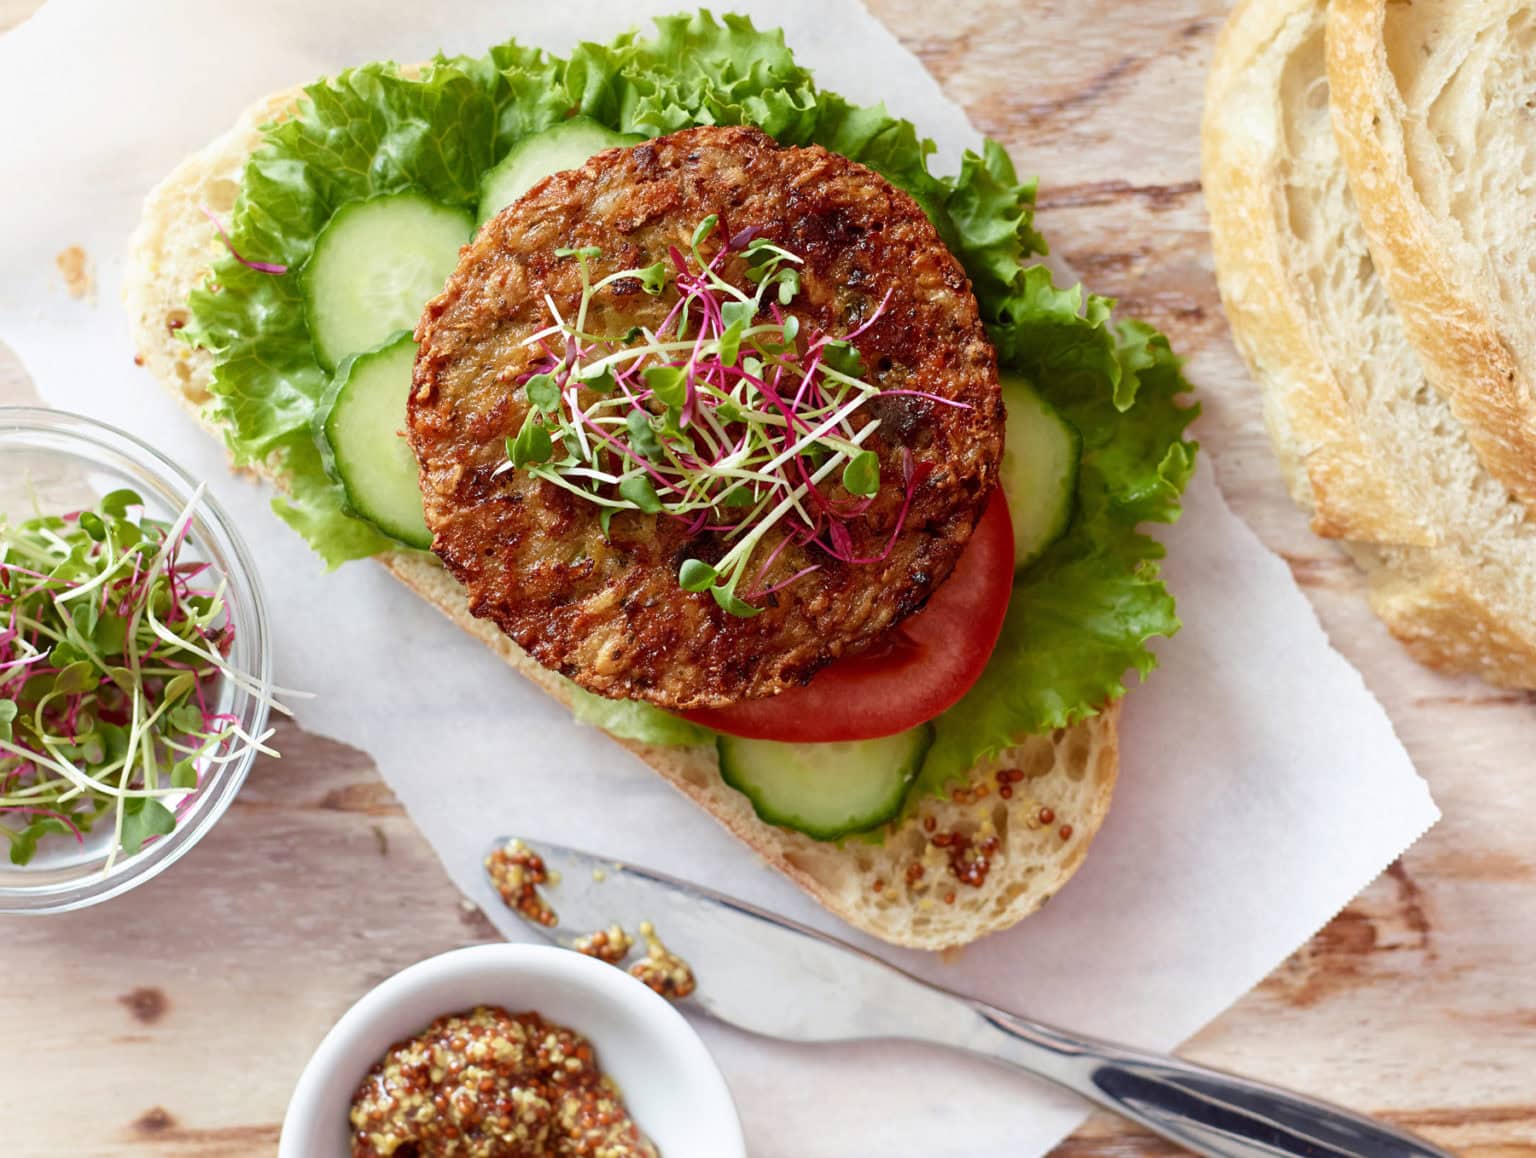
[0,406,271,913]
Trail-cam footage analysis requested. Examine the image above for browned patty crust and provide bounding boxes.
[408,125,1003,709]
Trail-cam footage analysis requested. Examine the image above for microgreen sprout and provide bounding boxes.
[499,218,969,614]
[0,485,293,870]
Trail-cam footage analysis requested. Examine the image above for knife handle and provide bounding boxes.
[957,1001,1452,1158]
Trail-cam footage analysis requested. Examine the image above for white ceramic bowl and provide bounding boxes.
[281,943,744,1157]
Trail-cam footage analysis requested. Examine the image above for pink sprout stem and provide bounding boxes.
[199,207,289,275]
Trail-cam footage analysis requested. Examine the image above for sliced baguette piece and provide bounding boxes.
[1202,0,1536,689]
[123,83,1118,950]
[1328,0,1536,509]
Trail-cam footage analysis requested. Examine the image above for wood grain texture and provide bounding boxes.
[3,0,1535,1154]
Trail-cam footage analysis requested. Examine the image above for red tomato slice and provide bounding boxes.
[682,489,1015,743]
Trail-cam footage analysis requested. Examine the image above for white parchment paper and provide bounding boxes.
[0,1,1439,1153]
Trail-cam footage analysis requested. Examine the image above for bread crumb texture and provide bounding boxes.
[1204,0,1536,688]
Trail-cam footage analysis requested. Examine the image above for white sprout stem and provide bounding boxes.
[141,600,292,718]
[573,253,594,337]
[567,338,713,376]
[753,391,879,479]
[714,421,882,583]
[526,469,641,509]
[564,384,593,462]
[0,735,175,802]
[105,737,130,872]
[51,531,130,605]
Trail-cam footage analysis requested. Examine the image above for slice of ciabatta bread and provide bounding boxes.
[1328,0,1536,509]
[1203,0,1536,689]
[123,84,1118,951]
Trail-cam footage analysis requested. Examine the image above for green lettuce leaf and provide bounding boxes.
[181,11,1194,775]
[565,11,820,142]
[182,48,566,566]
[568,684,714,747]
[919,272,1198,793]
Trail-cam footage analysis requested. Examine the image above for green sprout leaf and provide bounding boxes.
[10,817,72,866]
[555,245,602,259]
[771,314,800,352]
[678,558,718,592]
[626,410,664,459]
[821,339,865,378]
[109,519,144,551]
[619,474,663,513]
[120,799,177,855]
[637,262,668,295]
[100,723,129,766]
[92,615,128,655]
[0,699,16,743]
[163,672,197,705]
[842,450,881,497]
[776,268,800,305]
[691,214,719,249]
[718,320,745,367]
[77,511,107,541]
[525,373,560,413]
[171,760,199,790]
[642,366,687,409]
[100,489,143,517]
[710,584,763,618]
[168,703,205,735]
[579,365,617,394]
[509,416,554,468]
[599,508,616,539]
[55,661,96,695]
[720,300,756,329]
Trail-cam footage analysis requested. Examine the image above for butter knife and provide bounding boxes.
[486,837,1450,1158]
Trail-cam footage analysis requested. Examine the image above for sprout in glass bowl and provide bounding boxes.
[0,406,287,913]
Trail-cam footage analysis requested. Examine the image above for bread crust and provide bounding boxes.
[1203,0,1536,689]
[1327,0,1536,509]
[124,78,1119,950]
[1202,0,1432,548]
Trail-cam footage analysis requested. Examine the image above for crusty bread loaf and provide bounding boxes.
[1203,0,1536,689]
[123,84,1118,950]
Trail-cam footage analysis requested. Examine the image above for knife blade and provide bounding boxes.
[485,836,1454,1158]
[488,836,960,1043]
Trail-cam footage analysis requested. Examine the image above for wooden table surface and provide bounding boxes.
[3,1,1534,1154]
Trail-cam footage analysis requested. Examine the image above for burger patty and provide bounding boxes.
[408,125,1003,710]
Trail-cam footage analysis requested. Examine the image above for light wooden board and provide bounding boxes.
[2,1,1534,1154]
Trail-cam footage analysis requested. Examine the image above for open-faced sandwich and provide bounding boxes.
[126,12,1197,949]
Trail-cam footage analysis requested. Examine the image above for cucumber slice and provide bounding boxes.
[303,192,472,371]
[314,332,431,549]
[718,726,933,841]
[999,373,1081,572]
[477,118,641,226]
